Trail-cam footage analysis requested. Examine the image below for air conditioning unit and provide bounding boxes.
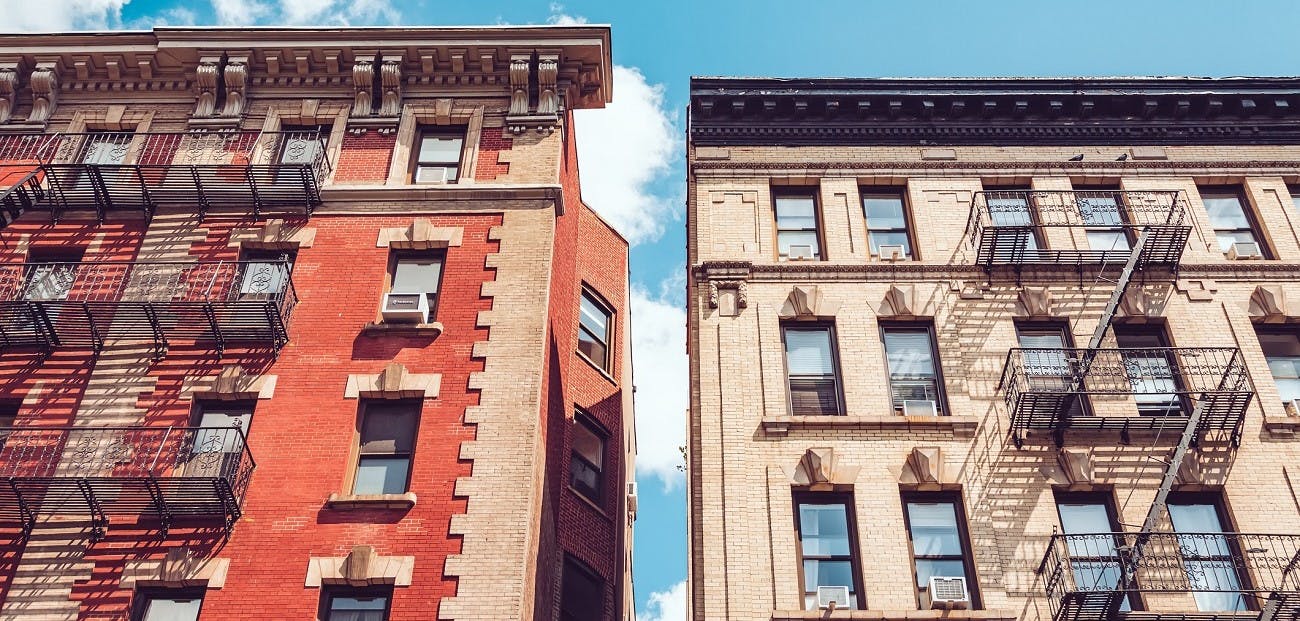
[878,244,907,261]
[380,292,429,323]
[787,244,814,260]
[1228,241,1262,260]
[928,576,970,610]
[816,585,851,610]
[903,399,938,416]
[1288,399,1300,417]
[626,481,638,515]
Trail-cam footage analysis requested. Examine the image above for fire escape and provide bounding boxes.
[970,190,1300,620]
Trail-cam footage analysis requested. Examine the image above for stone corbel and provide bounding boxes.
[1249,285,1292,322]
[351,53,377,118]
[1119,286,1170,319]
[1015,287,1055,318]
[122,547,229,590]
[507,53,530,117]
[1048,449,1096,488]
[345,362,440,399]
[192,55,221,118]
[220,54,249,118]
[0,63,17,124]
[785,448,858,490]
[778,285,839,320]
[1176,452,1206,486]
[898,447,958,489]
[28,61,60,125]
[878,284,929,319]
[536,53,560,116]
[376,219,463,249]
[228,219,316,250]
[377,52,403,117]
[708,280,748,317]
[306,546,414,588]
[181,365,276,401]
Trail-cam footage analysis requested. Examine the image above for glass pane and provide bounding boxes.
[393,258,442,295]
[1258,332,1300,358]
[414,165,457,183]
[560,561,603,621]
[777,231,820,259]
[359,405,417,454]
[988,196,1032,226]
[1188,562,1247,612]
[1123,354,1179,410]
[195,409,252,454]
[578,332,608,369]
[802,559,857,609]
[1086,230,1130,252]
[798,502,851,556]
[1277,377,1300,403]
[906,502,962,556]
[579,295,610,341]
[1070,561,1130,610]
[143,597,202,621]
[1203,194,1251,229]
[868,231,911,256]
[1057,503,1113,535]
[785,329,835,375]
[572,422,603,469]
[418,134,464,163]
[884,329,936,378]
[569,457,601,501]
[1077,196,1123,226]
[775,195,817,229]
[82,135,129,165]
[864,195,906,229]
[915,559,967,590]
[1215,229,1259,253]
[789,378,840,416]
[1169,503,1226,534]
[354,457,409,495]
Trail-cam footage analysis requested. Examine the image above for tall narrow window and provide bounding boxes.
[1015,323,1077,394]
[1074,186,1131,253]
[774,189,822,261]
[1200,187,1268,258]
[902,493,978,609]
[984,187,1042,249]
[882,323,945,416]
[1290,186,1300,214]
[411,126,465,184]
[1255,327,1300,413]
[278,124,328,166]
[1114,324,1183,416]
[24,249,82,302]
[1055,492,1135,611]
[795,494,862,610]
[134,590,203,621]
[862,189,914,259]
[80,130,130,166]
[1168,493,1249,613]
[578,289,613,372]
[569,413,605,504]
[353,402,419,496]
[238,249,295,299]
[188,402,253,479]
[389,253,444,319]
[322,588,391,621]
[782,323,843,416]
[560,556,604,621]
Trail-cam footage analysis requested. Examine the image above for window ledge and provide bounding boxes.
[1263,415,1300,437]
[761,415,978,437]
[771,609,1014,620]
[361,321,444,338]
[325,492,417,510]
[576,350,618,386]
[568,486,614,523]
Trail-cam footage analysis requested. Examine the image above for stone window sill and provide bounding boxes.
[360,321,444,338]
[771,609,1015,620]
[761,415,978,437]
[325,492,417,510]
[576,349,618,386]
[1264,415,1300,437]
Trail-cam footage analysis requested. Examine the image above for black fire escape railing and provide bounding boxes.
[1039,532,1300,621]
[0,425,254,538]
[1001,347,1253,447]
[0,130,331,225]
[965,190,1191,271]
[0,260,297,356]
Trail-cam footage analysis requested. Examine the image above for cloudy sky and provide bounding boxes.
[4,0,1300,618]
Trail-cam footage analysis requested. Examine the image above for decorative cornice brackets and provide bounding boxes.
[221,54,249,118]
[28,60,60,125]
[351,52,376,118]
[707,280,748,317]
[0,60,19,125]
[351,51,403,119]
[506,50,562,134]
[193,55,221,118]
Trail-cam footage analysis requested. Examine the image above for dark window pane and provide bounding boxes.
[784,329,835,375]
[789,378,839,416]
[353,457,410,495]
[560,559,603,621]
[570,419,604,502]
[359,405,418,454]
[578,292,612,370]
[577,334,608,369]
[327,593,389,621]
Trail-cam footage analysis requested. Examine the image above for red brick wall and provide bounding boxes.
[474,128,513,181]
[332,131,397,184]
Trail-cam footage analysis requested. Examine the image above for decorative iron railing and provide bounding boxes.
[0,260,296,354]
[1001,347,1253,446]
[0,425,254,537]
[1039,532,1300,621]
[965,190,1191,268]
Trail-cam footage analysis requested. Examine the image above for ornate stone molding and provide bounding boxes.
[899,447,958,489]
[536,53,559,116]
[351,54,376,118]
[193,56,221,118]
[376,220,463,249]
[778,285,839,320]
[378,55,403,117]
[306,546,414,588]
[878,284,931,318]
[1249,285,1293,322]
[1056,449,1095,487]
[28,64,58,125]
[1015,287,1055,318]
[707,280,747,317]
[786,448,858,490]
[220,56,248,118]
[345,362,440,399]
[181,365,277,401]
[507,54,530,117]
[228,219,316,250]
[0,65,16,124]
[122,547,229,589]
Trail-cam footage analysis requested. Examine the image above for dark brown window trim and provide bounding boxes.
[780,321,846,417]
[569,409,608,507]
[386,249,446,322]
[879,321,948,416]
[319,585,393,621]
[860,186,919,260]
[1166,489,1257,611]
[900,490,981,610]
[772,185,827,262]
[793,491,865,610]
[408,125,467,185]
[577,285,616,376]
[1198,185,1273,259]
[1052,489,1143,611]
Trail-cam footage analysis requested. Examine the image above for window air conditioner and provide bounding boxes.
[816,585,851,610]
[878,244,907,261]
[1289,399,1300,417]
[381,292,429,324]
[626,481,638,515]
[903,399,938,417]
[787,244,814,260]
[1228,241,1262,260]
[928,576,970,610]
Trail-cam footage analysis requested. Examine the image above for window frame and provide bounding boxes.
[577,286,615,374]
[559,555,605,621]
[772,187,826,261]
[879,321,948,416]
[276,123,330,167]
[386,250,445,320]
[900,491,981,610]
[320,586,393,621]
[1053,489,1143,611]
[408,125,467,185]
[1113,322,1190,416]
[1072,184,1135,252]
[568,410,608,506]
[1253,325,1300,411]
[982,185,1046,249]
[1198,186,1271,258]
[860,186,918,260]
[237,248,296,299]
[1166,490,1257,612]
[780,322,845,417]
[131,588,205,621]
[793,491,865,610]
[347,400,421,497]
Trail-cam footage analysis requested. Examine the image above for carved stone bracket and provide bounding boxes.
[345,362,440,399]
[778,285,840,320]
[228,219,316,250]
[376,220,463,249]
[378,53,403,117]
[306,545,414,588]
[122,547,229,589]
[787,448,858,490]
[193,56,221,118]
[536,53,559,116]
[1249,284,1293,322]
[0,64,16,124]
[506,51,561,134]
[1015,287,1055,318]
[878,284,930,318]
[28,63,59,125]
[898,447,957,489]
[181,365,276,401]
[351,53,377,118]
[1119,285,1173,319]
[220,55,249,118]
[708,280,748,317]
[1176,452,1206,486]
[507,53,530,117]
[1056,449,1095,487]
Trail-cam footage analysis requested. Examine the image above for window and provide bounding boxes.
[133,590,203,621]
[1054,492,1135,611]
[984,187,1042,249]
[1291,186,1300,214]
[774,189,823,261]
[353,402,419,496]
[24,249,82,302]
[902,493,978,609]
[1114,324,1183,416]
[322,588,391,621]
[578,289,613,372]
[1200,187,1268,257]
[882,323,945,415]
[390,253,443,317]
[238,249,295,298]
[190,402,253,474]
[1074,186,1131,253]
[559,556,604,621]
[1015,323,1078,395]
[411,126,465,184]
[795,494,862,610]
[1168,493,1249,613]
[862,189,914,259]
[80,130,130,166]
[569,413,605,504]
[278,124,328,166]
[781,324,843,416]
[1255,327,1300,412]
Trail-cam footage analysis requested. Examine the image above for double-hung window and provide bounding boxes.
[578,289,613,372]
[1256,327,1300,412]
[322,588,391,621]
[238,249,295,299]
[1055,492,1134,611]
[411,126,465,184]
[774,190,823,261]
[188,402,253,478]
[902,493,978,609]
[781,323,843,416]
[569,413,605,504]
[882,323,945,415]
[1074,187,1131,253]
[1200,187,1268,257]
[795,494,862,610]
[1168,493,1249,613]
[389,253,444,319]
[352,402,419,496]
[1015,323,1077,395]
[134,590,203,621]
[560,556,604,621]
[862,189,914,259]
[984,187,1042,249]
[1114,324,1183,416]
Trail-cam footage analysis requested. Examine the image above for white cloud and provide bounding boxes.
[211,0,398,26]
[546,3,587,25]
[212,0,271,25]
[631,277,687,490]
[639,580,687,621]
[0,0,127,30]
[574,65,682,246]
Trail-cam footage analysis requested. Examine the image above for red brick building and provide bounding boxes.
[0,25,634,621]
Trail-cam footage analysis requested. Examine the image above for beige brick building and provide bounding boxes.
[686,77,1300,621]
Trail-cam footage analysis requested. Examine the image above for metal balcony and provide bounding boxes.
[1039,532,1300,621]
[966,190,1191,271]
[1001,347,1253,447]
[0,260,296,356]
[0,130,331,224]
[0,425,254,538]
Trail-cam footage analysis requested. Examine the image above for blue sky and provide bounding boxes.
[9,0,1300,618]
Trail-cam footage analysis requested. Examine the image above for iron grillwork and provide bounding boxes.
[0,130,331,224]
[1001,347,1253,447]
[965,190,1191,270]
[0,425,254,538]
[1039,532,1300,621]
[0,260,296,356]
